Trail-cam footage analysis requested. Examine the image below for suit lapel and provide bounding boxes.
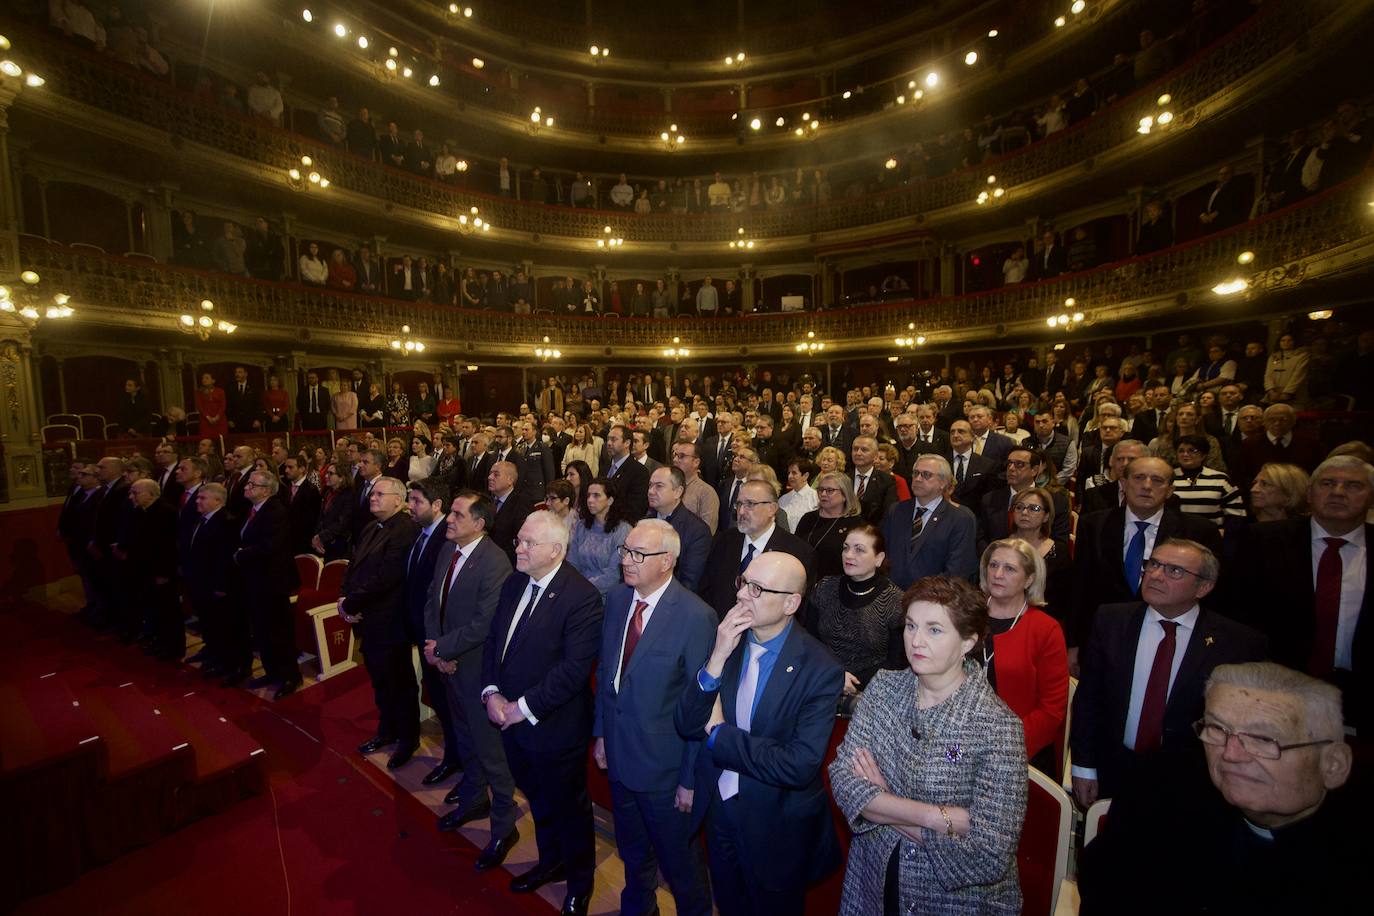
[624,582,677,682]
[507,563,567,660]
[750,623,805,730]
[909,502,946,561]
[1167,609,1212,714]
[1104,509,1128,592]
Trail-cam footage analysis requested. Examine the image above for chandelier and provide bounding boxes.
[976,174,1005,205]
[795,330,826,355]
[0,269,74,325]
[597,225,624,248]
[178,299,237,339]
[1046,297,1085,328]
[534,336,562,360]
[287,154,331,191]
[389,324,426,354]
[663,337,690,359]
[458,206,491,233]
[894,323,926,348]
[729,227,755,250]
[527,106,554,136]
[660,124,686,151]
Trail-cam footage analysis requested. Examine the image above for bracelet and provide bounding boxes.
[938,805,954,838]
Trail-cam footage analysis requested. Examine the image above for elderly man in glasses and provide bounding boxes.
[1070,539,1266,809]
[1079,661,1358,914]
[677,552,845,916]
[700,479,815,619]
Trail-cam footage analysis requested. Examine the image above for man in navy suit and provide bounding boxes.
[1071,457,1223,658]
[605,424,650,522]
[945,419,997,509]
[594,520,716,916]
[232,470,302,698]
[676,552,844,915]
[184,483,240,683]
[967,406,1014,469]
[1071,540,1266,807]
[883,454,978,589]
[401,479,454,784]
[340,476,420,767]
[850,435,899,525]
[645,466,711,592]
[700,480,816,619]
[481,511,604,916]
[425,492,519,865]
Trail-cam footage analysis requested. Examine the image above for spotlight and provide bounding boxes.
[749,117,762,130]
[333,23,347,38]
[302,9,313,23]
[356,35,368,49]
[964,51,977,65]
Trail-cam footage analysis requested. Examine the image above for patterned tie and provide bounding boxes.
[911,506,928,539]
[1309,537,1346,677]
[739,542,756,576]
[1134,620,1180,752]
[719,642,767,801]
[1124,520,1149,592]
[856,474,868,499]
[974,436,985,456]
[619,599,648,679]
[955,454,965,485]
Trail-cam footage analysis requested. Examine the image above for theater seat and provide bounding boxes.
[1083,798,1111,845]
[290,554,325,654]
[1018,766,1073,916]
[42,424,80,444]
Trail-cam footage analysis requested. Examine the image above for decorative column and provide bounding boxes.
[740,265,756,313]
[153,347,187,416]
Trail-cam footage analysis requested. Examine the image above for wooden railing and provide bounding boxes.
[8,0,1319,246]
[20,180,1371,355]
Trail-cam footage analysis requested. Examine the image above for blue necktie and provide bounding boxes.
[1124,520,1149,591]
[739,542,756,576]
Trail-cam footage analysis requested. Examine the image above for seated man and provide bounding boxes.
[1079,661,1360,915]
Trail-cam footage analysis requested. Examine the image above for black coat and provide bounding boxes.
[224,382,261,432]
[948,451,998,509]
[699,526,817,619]
[488,491,533,569]
[851,467,898,526]
[341,512,419,646]
[281,479,322,556]
[606,454,650,522]
[184,508,236,600]
[232,499,300,598]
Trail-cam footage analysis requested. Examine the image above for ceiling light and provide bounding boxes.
[1055,16,1067,27]
[801,112,810,120]
[842,90,852,99]
[775,116,785,127]
[1308,309,1333,320]
[388,47,398,57]
[590,45,599,55]
[0,60,21,78]
[464,6,473,17]
[736,52,745,61]
[895,94,906,105]
[302,9,313,23]
[810,120,819,130]
[1237,250,1255,265]
[1157,93,1172,106]
[794,127,803,136]
[1212,278,1248,295]
[24,73,43,88]
[914,89,924,100]
[725,55,734,64]
[1064,297,1076,307]
[1072,0,1087,12]
[1138,115,1154,134]
[992,187,1004,198]
[749,117,762,130]
[988,29,999,37]
[402,66,413,78]
[964,51,978,65]
[385,58,397,71]
[333,23,347,38]
[924,71,939,87]
[545,116,554,126]
[1157,111,1173,125]
[472,57,484,68]
[987,174,997,184]
[885,157,897,170]
[429,74,440,86]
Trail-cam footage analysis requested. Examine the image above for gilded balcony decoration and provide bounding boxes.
[8,0,1321,246]
[20,179,1372,358]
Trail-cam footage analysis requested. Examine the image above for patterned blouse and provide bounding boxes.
[567,519,631,596]
[387,393,411,427]
[810,575,904,687]
[830,662,1027,916]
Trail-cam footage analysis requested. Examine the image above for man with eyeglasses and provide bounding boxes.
[716,446,758,534]
[594,520,716,916]
[677,551,844,915]
[1070,539,1265,809]
[700,480,815,619]
[231,470,303,699]
[1229,455,1373,733]
[1079,662,1356,914]
[751,414,791,481]
[646,467,711,592]
[481,511,603,915]
[672,441,721,536]
[976,446,1071,554]
[883,453,978,589]
[1072,456,1222,661]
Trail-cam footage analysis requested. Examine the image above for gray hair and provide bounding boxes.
[632,518,680,560]
[816,471,860,517]
[249,471,280,495]
[914,453,953,485]
[1206,662,1345,743]
[1110,439,1149,460]
[524,509,570,551]
[979,538,1047,605]
[1153,538,1220,582]
[1310,454,1374,490]
[200,482,227,503]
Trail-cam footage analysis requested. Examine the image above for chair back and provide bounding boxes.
[1058,675,1078,790]
[80,414,106,439]
[294,554,323,593]
[317,558,350,601]
[42,424,81,444]
[47,413,81,428]
[1017,766,1073,916]
[1083,798,1111,845]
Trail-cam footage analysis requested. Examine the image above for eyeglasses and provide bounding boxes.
[736,499,775,510]
[1012,503,1045,514]
[912,469,941,480]
[735,574,795,598]
[617,545,670,564]
[512,537,556,550]
[1144,558,1212,581]
[1005,459,1030,468]
[1192,720,1333,760]
[816,486,841,495]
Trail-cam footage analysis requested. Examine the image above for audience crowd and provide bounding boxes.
[65,314,1372,914]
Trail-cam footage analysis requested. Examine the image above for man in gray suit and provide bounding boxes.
[422,490,520,870]
[881,453,978,588]
[594,519,716,916]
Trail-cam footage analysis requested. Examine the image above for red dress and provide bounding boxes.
[437,396,462,428]
[196,386,228,436]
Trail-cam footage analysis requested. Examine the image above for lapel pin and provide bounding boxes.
[786,665,795,673]
[1204,636,1215,646]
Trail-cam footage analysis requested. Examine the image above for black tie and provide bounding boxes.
[409,529,430,576]
[955,455,966,485]
[504,583,542,659]
[310,388,318,413]
[1224,412,1234,435]
[739,542,756,575]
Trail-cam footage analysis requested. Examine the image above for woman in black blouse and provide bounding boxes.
[794,471,864,582]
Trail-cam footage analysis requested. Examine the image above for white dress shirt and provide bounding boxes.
[1311,520,1367,670]
[612,577,672,692]
[741,523,776,565]
[485,562,562,725]
[1122,506,1165,566]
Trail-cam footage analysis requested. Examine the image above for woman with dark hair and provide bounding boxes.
[387,382,411,429]
[263,375,290,432]
[563,459,594,516]
[806,524,905,698]
[795,471,864,581]
[830,576,1027,915]
[312,463,354,561]
[777,403,802,453]
[195,371,227,436]
[566,476,631,596]
[407,434,435,482]
[542,478,577,533]
[358,382,386,428]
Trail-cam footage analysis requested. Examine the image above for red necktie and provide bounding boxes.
[619,599,648,679]
[1134,620,1180,752]
[1309,537,1346,678]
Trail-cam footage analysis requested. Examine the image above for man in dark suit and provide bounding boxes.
[295,370,329,431]
[715,446,757,535]
[232,470,302,698]
[676,552,844,915]
[1071,457,1224,655]
[481,511,604,916]
[465,434,496,495]
[184,483,240,682]
[702,413,737,488]
[1231,404,1326,493]
[850,435,898,525]
[631,429,664,473]
[910,404,950,453]
[1031,229,1068,280]
[1080,441,1149,516]
[351,448,386,546]
[126,479,182,661]
[750,415,791,481]
[1198,163,1249,233]
[340,476,421,767]
[977,446,1071,553]
[514,419,556,505]
[1076,417,1127,501]
[595,520,716,916]
[605,424,650,522]
[646,467,711,593]
[967,406,1014,469]
[634,373,664,407]
[700,480,816,619]
[425,493,519,859]
[224,365,261,432]
[1128,386,1171,447]
[486,460,531,569]
[377,121,406,168]
[151,442,182,506]
[88,456,130,632]
[820,404,855,456]
[1027,412,1074,483]
[884,453,978,589]
[945,419,997,509]
[60,464,102,619]
[1070,539,1266,807]
[401,479,454,784]
[115,378,154,436]
[279,457,322,556]
[1227,456,1372,731]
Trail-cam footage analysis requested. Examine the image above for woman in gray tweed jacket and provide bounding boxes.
[829,575,1027,915]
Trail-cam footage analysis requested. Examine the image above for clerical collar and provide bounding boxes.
[1243,819,1275,841]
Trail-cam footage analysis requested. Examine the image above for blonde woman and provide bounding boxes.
[814,445,848,481]
[561,423,600,476]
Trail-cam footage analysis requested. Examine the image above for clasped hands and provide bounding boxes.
[422,639,456,675]
[484,692,527,730]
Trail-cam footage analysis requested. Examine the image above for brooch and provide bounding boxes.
[944,744,963,763]
[1204,636,1215,647]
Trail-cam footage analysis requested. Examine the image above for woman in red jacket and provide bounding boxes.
[194,370,227,436]
[979,537,1070,776]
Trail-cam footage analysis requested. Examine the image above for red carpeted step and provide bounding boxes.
[155,692,266,825]
[0,675,105,909]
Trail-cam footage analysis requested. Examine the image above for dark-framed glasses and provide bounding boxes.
[617,545,669,564]
[1192,719,1333,760]
[1144,558,1211,581]
[1012,503,1045,514]
[734,574,794,599]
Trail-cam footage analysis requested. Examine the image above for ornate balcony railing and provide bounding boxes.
[21,180,1371,357]
[9,0,1323,250]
